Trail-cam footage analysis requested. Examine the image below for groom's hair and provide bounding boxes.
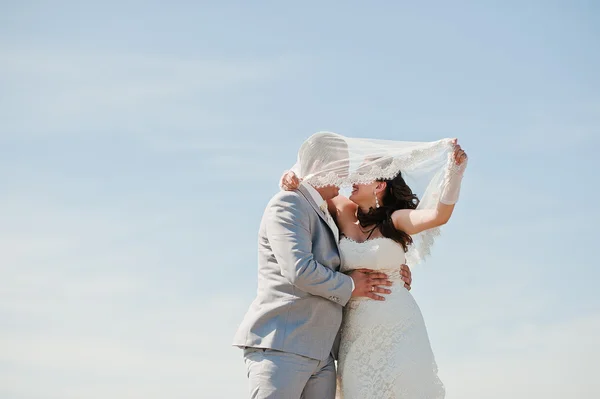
[298,132,349,179]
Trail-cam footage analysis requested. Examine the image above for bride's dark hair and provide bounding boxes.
[357,171,420,252]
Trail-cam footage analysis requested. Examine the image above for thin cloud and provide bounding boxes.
[441,313,600,398]
[0,48,308,139]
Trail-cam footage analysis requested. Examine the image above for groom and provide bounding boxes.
[233,132,412,399]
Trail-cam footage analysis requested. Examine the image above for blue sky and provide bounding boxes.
[1,1,599,398]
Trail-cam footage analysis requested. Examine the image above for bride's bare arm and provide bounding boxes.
[391,205,454,235]
[392,141,467,235]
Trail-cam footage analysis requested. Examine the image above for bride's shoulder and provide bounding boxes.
[331,195,355,208]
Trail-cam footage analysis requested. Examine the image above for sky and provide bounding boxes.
[1,1,599,398]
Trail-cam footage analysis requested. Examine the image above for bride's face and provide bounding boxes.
[349,181,380,207]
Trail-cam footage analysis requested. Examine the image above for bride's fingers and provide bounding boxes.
[453,145,462,163]
[404,283,411,291]
[401,273,411,285]
[282,176,301,190]
[281,171,300,189]
[454,148,467,165]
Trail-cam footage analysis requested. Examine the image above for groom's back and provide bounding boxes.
[257,190,341,299]
[232,188,346,362]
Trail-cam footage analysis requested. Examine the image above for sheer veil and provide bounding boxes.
[290,132,460,266]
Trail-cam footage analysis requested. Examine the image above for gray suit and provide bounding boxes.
[233,184,354,398]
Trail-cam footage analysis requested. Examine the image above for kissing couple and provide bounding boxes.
[234,132,468,398]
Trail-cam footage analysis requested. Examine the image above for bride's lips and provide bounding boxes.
[351,185,358,194]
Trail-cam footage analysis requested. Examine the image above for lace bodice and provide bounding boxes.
[339,237,406,278]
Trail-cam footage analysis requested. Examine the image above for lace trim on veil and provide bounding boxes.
[305,139,452,188]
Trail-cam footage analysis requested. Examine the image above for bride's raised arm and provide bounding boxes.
[392,141,468,235]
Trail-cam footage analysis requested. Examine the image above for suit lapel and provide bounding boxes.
[297,185,340,252]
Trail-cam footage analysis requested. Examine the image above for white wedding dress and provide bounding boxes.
[336,237,445,399]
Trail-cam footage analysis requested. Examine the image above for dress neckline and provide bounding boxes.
[340,236,392,245]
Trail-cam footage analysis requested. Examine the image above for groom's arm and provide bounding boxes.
[267,193,354,306]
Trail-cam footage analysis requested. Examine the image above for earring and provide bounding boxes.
[374,192,380,208]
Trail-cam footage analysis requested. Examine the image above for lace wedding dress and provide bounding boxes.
[336,237,445,399]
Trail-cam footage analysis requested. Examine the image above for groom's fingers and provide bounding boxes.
[354,268,376,273]
[349,270,392,300]
[366,293,385,301]
[368,277,391,287]
[365,283,392,300]
[372,286,391,295]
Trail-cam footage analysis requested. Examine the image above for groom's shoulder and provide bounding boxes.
[261,190,315,226]
[267,189,310,209]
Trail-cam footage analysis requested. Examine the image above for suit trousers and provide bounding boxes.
[243,347,336,399]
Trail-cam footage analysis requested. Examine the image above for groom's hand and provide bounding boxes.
[401,264,412,291]
[348,269,392,301]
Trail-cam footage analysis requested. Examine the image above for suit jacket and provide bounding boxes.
[233,184,354,361]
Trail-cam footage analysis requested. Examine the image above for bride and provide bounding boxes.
[281,136,468,399]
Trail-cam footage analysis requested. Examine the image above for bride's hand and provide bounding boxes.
[451,139,468,165]
[401,264,412,291]
[280,170,301,191]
